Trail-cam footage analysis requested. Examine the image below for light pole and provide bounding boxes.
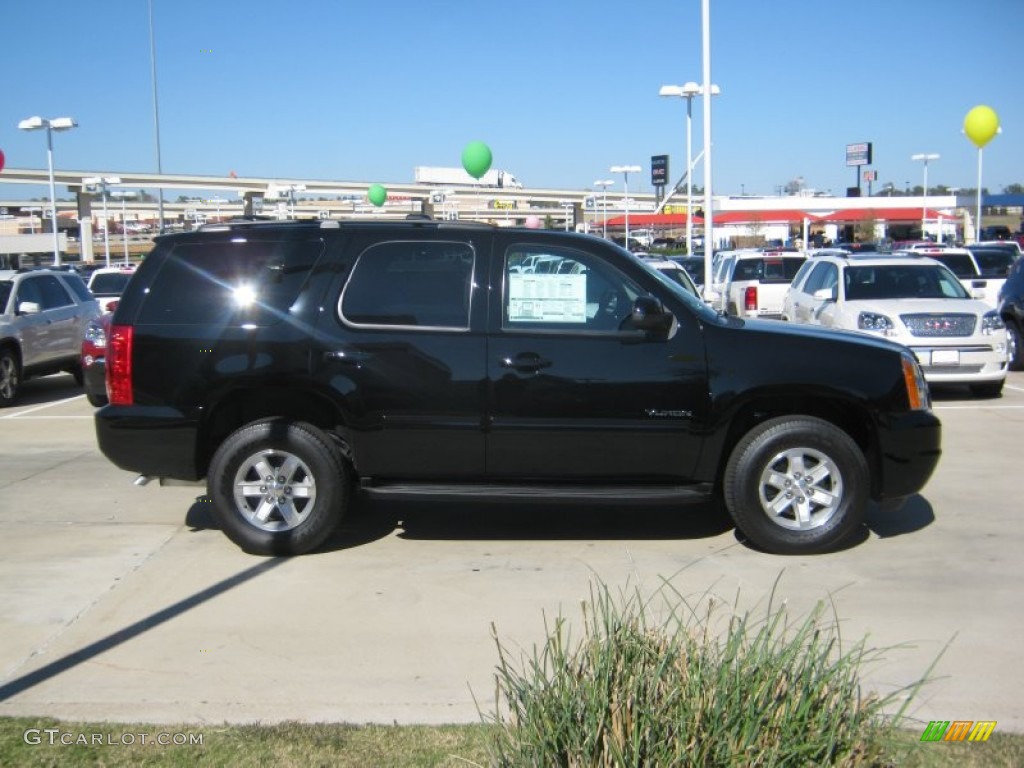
[911,153,939,240]
[659,81,720,256]
[610,165,640,246]
[594,180,613,238]
[84,176,122,267]
[18,116,77,266]
[112,190,135,263]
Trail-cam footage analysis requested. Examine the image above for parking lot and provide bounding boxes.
[0,371,1022,730]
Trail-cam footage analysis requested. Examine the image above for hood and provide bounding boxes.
[726,316,909,355]
[847,298,993,317]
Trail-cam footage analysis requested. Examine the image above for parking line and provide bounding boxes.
[933,405,1024,410]
[1005,384,1024,393]
[0,394,86,419]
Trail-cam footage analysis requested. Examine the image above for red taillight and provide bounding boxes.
[744,285,758,311]
[106,324,134,406]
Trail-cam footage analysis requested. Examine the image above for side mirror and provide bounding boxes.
[630,296,674,333]
[812,287,837,302]
[17,301,42,315]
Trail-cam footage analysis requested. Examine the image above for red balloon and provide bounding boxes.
[0,149,5,173]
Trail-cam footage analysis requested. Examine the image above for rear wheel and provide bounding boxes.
[208,420,349,555]
[0,349,21,407]
[723,417,868,555]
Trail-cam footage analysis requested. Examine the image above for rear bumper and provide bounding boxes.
[874,410,942,500]
[95,405,202,481]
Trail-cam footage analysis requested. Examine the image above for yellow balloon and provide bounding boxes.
[963,105,1000,148]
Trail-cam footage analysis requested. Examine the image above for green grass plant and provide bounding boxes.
[482,577,938,767]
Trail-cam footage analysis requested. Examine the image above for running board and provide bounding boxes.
[359,480,714,504]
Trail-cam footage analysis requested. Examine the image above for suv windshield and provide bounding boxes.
[844,264,969,300]
[89,272,134,295]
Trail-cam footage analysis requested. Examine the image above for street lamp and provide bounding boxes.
[610,165,641,245]
[111,190,136,263]
[594,180,613,238]
[659,81,720,256]
[84,176,122,267]
[911,153,939,240]
[18,115,77,266]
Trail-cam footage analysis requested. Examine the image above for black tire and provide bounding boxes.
[1007,322,1023,372]
[86,392,108,407]
[0,349,21,407]
[723,416,868,555]
[969,380,1004,399]
[207,420,349,555]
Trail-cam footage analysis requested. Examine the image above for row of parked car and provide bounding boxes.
[0,264,135,406]
[669,241,1021,398]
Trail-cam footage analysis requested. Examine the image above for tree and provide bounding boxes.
[1003,183,1024,195]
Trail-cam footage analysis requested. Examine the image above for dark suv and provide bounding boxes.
[95,219,941,556]
[999,258,1024,369]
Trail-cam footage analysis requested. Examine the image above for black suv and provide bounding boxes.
[999,258,1024,369]
[95,219,941,556]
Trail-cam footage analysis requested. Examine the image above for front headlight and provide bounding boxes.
[901,351,931,411]
[858,311,895,335]
[981,311,1005,335]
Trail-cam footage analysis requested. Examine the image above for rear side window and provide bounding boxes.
[340,240,474,329]
[971,249,1015,276]
[733,257,805,282]
[136,239,324,325]
[931,253,977,278]
[62,273,94,302]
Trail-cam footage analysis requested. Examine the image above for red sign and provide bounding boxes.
[0,149,5,173]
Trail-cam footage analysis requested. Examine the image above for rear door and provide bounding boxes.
[317,230,489,478]
[485,235,708,481]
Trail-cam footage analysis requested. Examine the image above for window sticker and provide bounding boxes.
[508,273,586,323]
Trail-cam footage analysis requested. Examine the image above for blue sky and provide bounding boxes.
[1,0,1020,200]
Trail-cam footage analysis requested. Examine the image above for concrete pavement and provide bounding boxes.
[0,372,1022,730]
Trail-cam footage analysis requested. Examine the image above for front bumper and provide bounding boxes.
[874,409,942,500]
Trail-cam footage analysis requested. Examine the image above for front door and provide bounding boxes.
[485,238,707,481]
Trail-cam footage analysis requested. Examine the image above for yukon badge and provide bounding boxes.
[645,408,692,418]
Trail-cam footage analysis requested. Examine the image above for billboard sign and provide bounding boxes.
[846,142,872,167]
[651,154,669,187]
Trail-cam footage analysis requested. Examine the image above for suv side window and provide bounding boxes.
[15,277,44,309]
[62,273,94,303]
[502,245,642,332]
[803,262,838,295]
[136,239,324,325]
[340,240,474,329]
[36,275,74,309]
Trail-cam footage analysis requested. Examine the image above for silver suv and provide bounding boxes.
[0,268,100,405]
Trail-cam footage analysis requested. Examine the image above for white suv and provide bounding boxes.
[782,253,1009,397]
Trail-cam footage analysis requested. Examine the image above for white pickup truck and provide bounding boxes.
[714,249,808,319]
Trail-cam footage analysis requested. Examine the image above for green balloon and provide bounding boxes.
[461,141,493,180]
[368,184,387,206]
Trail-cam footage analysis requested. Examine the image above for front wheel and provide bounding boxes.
[0,349,21,407]
[1007,322,1023,372]
[208,420,349,555]
[723,417,868,555]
